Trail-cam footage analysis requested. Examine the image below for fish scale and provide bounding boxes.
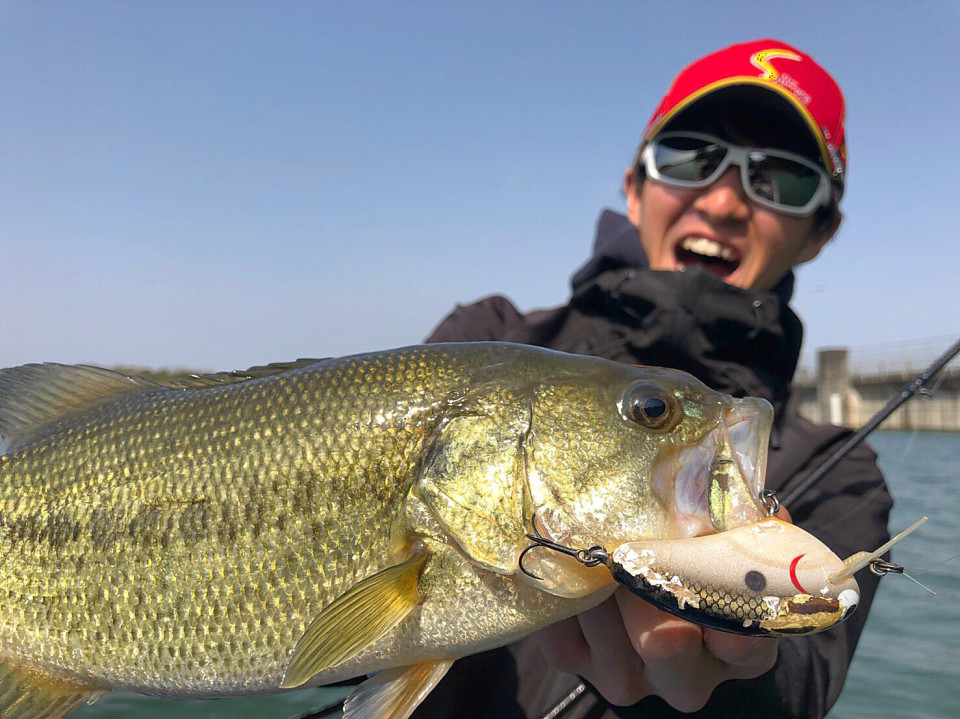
[0,342,825,719]
[0,346,471,696]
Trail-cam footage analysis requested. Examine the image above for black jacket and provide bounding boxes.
[415,210,893,719]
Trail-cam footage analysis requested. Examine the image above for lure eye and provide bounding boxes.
[744,570,766,592]
[621,384,682,432]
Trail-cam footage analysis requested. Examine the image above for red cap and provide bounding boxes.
[642,39,846,181]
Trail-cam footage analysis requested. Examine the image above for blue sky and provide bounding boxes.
[2,1,959,372]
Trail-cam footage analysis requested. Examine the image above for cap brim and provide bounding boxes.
[645,77,835,176]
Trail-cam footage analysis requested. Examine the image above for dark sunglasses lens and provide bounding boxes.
[653,137,727,183]
[747,153,822,208]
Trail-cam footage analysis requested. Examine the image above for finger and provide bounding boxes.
[577,594,647,705]
[615,589,702,662]
[703,629,779,679]
[534,616,591,677]
[615,590,720,712]
[639,635,721,713]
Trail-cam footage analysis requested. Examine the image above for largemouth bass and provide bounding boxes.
[0,342,857,719]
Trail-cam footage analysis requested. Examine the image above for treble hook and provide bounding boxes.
[519,515,609,580]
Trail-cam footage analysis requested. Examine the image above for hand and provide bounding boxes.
[534,589,778,710]
[533,507,791,711]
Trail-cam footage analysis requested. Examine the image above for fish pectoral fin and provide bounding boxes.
[0,659,107,719]
[342,659,454,719]
[281,554,428,689]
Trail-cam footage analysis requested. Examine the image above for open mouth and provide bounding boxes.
[653,396,772,537]
[675,237,741,280]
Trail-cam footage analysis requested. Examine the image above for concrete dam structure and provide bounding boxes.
[794,340,960,431]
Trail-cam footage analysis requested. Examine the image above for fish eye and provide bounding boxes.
[745,570,766,592]
[621,384,682,432]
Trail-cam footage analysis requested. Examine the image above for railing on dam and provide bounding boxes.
[793,335,960,431]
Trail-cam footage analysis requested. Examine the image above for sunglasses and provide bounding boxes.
[640,132,832,216]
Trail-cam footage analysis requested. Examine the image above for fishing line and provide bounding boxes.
[891,428,920,473]
[880,546,960,597]
[926,368,948,396]
[912,551,960,577]
[538,338,960,719]
[784,337,960,537]
[805,482,893,537]
[803,372,951,537]
[882,369,944,474]
[781,335,960,507]
[900,572,938,596]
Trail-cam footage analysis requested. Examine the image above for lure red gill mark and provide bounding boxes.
[789,554,808,594]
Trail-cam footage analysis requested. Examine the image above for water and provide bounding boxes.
[71,431,959,718]
[828,431,960,718]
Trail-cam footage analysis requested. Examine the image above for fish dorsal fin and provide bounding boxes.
[281,553,427,689]
[166,358,327,389]
[0,658,107,719]
[343,659,454,719]
[0,363,161,451]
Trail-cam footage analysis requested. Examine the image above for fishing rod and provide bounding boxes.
[781,334,960,506]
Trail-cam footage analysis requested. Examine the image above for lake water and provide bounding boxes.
[72,431,959,718]
[828,431,960,719]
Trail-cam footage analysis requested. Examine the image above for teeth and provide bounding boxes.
[681,237,738,261]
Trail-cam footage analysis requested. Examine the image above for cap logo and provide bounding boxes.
[750,49,802,81]
[750,49,812,106]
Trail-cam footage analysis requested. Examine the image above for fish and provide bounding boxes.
[0,342,858,719]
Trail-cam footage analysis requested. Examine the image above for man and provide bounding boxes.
[418,40,892,718]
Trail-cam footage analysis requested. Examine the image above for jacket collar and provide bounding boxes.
[570,209,796,304]
[568,211,803,407]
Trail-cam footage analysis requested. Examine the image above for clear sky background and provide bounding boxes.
[2,1,959,372]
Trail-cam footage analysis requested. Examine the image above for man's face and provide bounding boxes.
[624,166,838,292]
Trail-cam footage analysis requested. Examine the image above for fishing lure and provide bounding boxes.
[521,513,927,637]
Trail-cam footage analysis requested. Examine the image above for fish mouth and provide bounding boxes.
[654,396,773,537]
[724,397,772,494]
